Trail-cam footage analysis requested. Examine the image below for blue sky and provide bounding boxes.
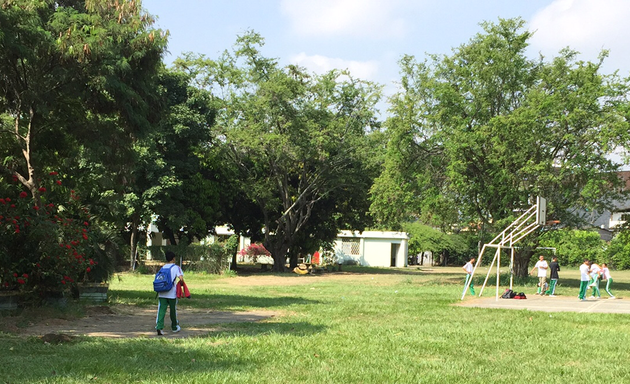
[143,0,630,92]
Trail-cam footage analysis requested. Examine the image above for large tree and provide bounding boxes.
[371,18,630,276]
[176,32,383,271]
[0,0,167,199]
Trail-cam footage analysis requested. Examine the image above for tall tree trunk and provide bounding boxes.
[514,249,534,278]
[129,214,140,270]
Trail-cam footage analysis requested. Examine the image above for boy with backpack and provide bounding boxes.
[154,251,184,336]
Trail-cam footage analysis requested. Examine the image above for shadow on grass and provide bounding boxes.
[109,290,322,310]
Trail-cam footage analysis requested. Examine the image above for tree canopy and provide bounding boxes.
[370,18,630,275]
[175,32,384,270]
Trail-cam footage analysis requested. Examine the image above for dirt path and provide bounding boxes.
[11,305,278,339]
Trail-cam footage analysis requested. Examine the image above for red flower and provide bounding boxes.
[0,199,4,204]
[13,273,18,277]
[82,234,88,240]
[5,198,11,202]
[17,278,25,284]
[33,206,40,211]
[22,273,28,278]
[83,221,89,226]
[49,171,58,175]
[61,280,66,284]
[56,180,62,185]
[38,187,46,192]
[14,228,20,234]
[86,267,91,272]
[19,191,28,198]
[89,259,95,265]
[10,204,15,208]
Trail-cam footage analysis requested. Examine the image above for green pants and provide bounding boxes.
[156,297,179,331]
[589,276,601,297]
[604,278,614,297]
[464,274,475,296]
[545,279,558,295]
[578,281,589,300]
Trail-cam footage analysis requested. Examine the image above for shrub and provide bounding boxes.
[0,172,111,297]
[238,243,271,263]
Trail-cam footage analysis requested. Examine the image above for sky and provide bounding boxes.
[142,0,630,95]
[142,0,630,166]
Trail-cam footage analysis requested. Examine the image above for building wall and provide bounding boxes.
[334,231,409,268]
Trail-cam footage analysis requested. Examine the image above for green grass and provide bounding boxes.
[1,266,630,383]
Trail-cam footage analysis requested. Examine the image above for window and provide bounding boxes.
[342,238,360,255]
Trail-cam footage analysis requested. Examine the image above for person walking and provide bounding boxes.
[530,255,549,295]
[545,256,560,296]
[601,263,615,299]
[155,251,184,336]
[462,258,476,296]
[578,259,590,301]
[588,262,602,299]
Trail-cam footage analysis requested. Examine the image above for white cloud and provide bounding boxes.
[280,0,407,38]
[290,52,380,81]
[528,0,630,74]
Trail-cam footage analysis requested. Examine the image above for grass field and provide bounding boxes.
[1,265,630,383]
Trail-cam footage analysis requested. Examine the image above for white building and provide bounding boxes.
[333,230,409,268]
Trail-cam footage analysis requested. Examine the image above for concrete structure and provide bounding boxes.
[333,230,409,268]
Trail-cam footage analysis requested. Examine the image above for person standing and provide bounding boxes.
[588,262,602,299]
[530,255,549,295]
[578,259,590,301]
[462,258,476,296]
[545,256,560,296]
[155,251,184,336]
[601,263,615,299]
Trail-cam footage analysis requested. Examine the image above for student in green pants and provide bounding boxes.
[155,251,184,336]
[545,256,560,296]
[578,259,590,301]
[462,258,476,296]
[601,263,616,299]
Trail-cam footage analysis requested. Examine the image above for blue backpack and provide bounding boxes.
[153,265,176,292]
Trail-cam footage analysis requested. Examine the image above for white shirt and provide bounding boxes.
[463,262,473,274]
[534,260,548,277]
[579,264,590,281]
[602,267,611,280]
[590,264,601,278]
[158,263,183,299]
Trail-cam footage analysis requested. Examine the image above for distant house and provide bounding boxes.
[588,171,630,240]
[333,230,409,268]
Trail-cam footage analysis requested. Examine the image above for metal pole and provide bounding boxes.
[479,247,498,297]
[496,246,501,301]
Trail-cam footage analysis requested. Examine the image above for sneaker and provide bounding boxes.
[549,295,556,297]
[589,296,595,299]
[172,325,181,333]
[609,297,616,300]
[157,329,164,336]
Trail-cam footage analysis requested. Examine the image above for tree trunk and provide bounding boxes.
[129,215,140,270]
[513,249,534,278]
[230,253,238,271]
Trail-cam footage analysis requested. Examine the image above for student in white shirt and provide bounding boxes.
[601,263,615,299]
[530,255,549,295]
[462,258,476,296]
[578,259,590,301]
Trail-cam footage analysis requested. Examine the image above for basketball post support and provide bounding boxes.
[461,197,546,301]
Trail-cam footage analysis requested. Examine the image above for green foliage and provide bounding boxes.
[402,222,471,264]
[604,233,630,269]
[371,17,630,244]
[539,229,605,266]
[175,31,383,270]
[0,172,115,297]
[148,244,230,274]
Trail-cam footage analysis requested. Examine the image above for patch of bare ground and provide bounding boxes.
[2,304,279,339]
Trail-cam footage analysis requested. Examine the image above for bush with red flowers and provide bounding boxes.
[0,172,110,297]
[238,243,272,264]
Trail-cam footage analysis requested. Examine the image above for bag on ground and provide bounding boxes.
[153,265,176,292]
[501,289,515,299]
